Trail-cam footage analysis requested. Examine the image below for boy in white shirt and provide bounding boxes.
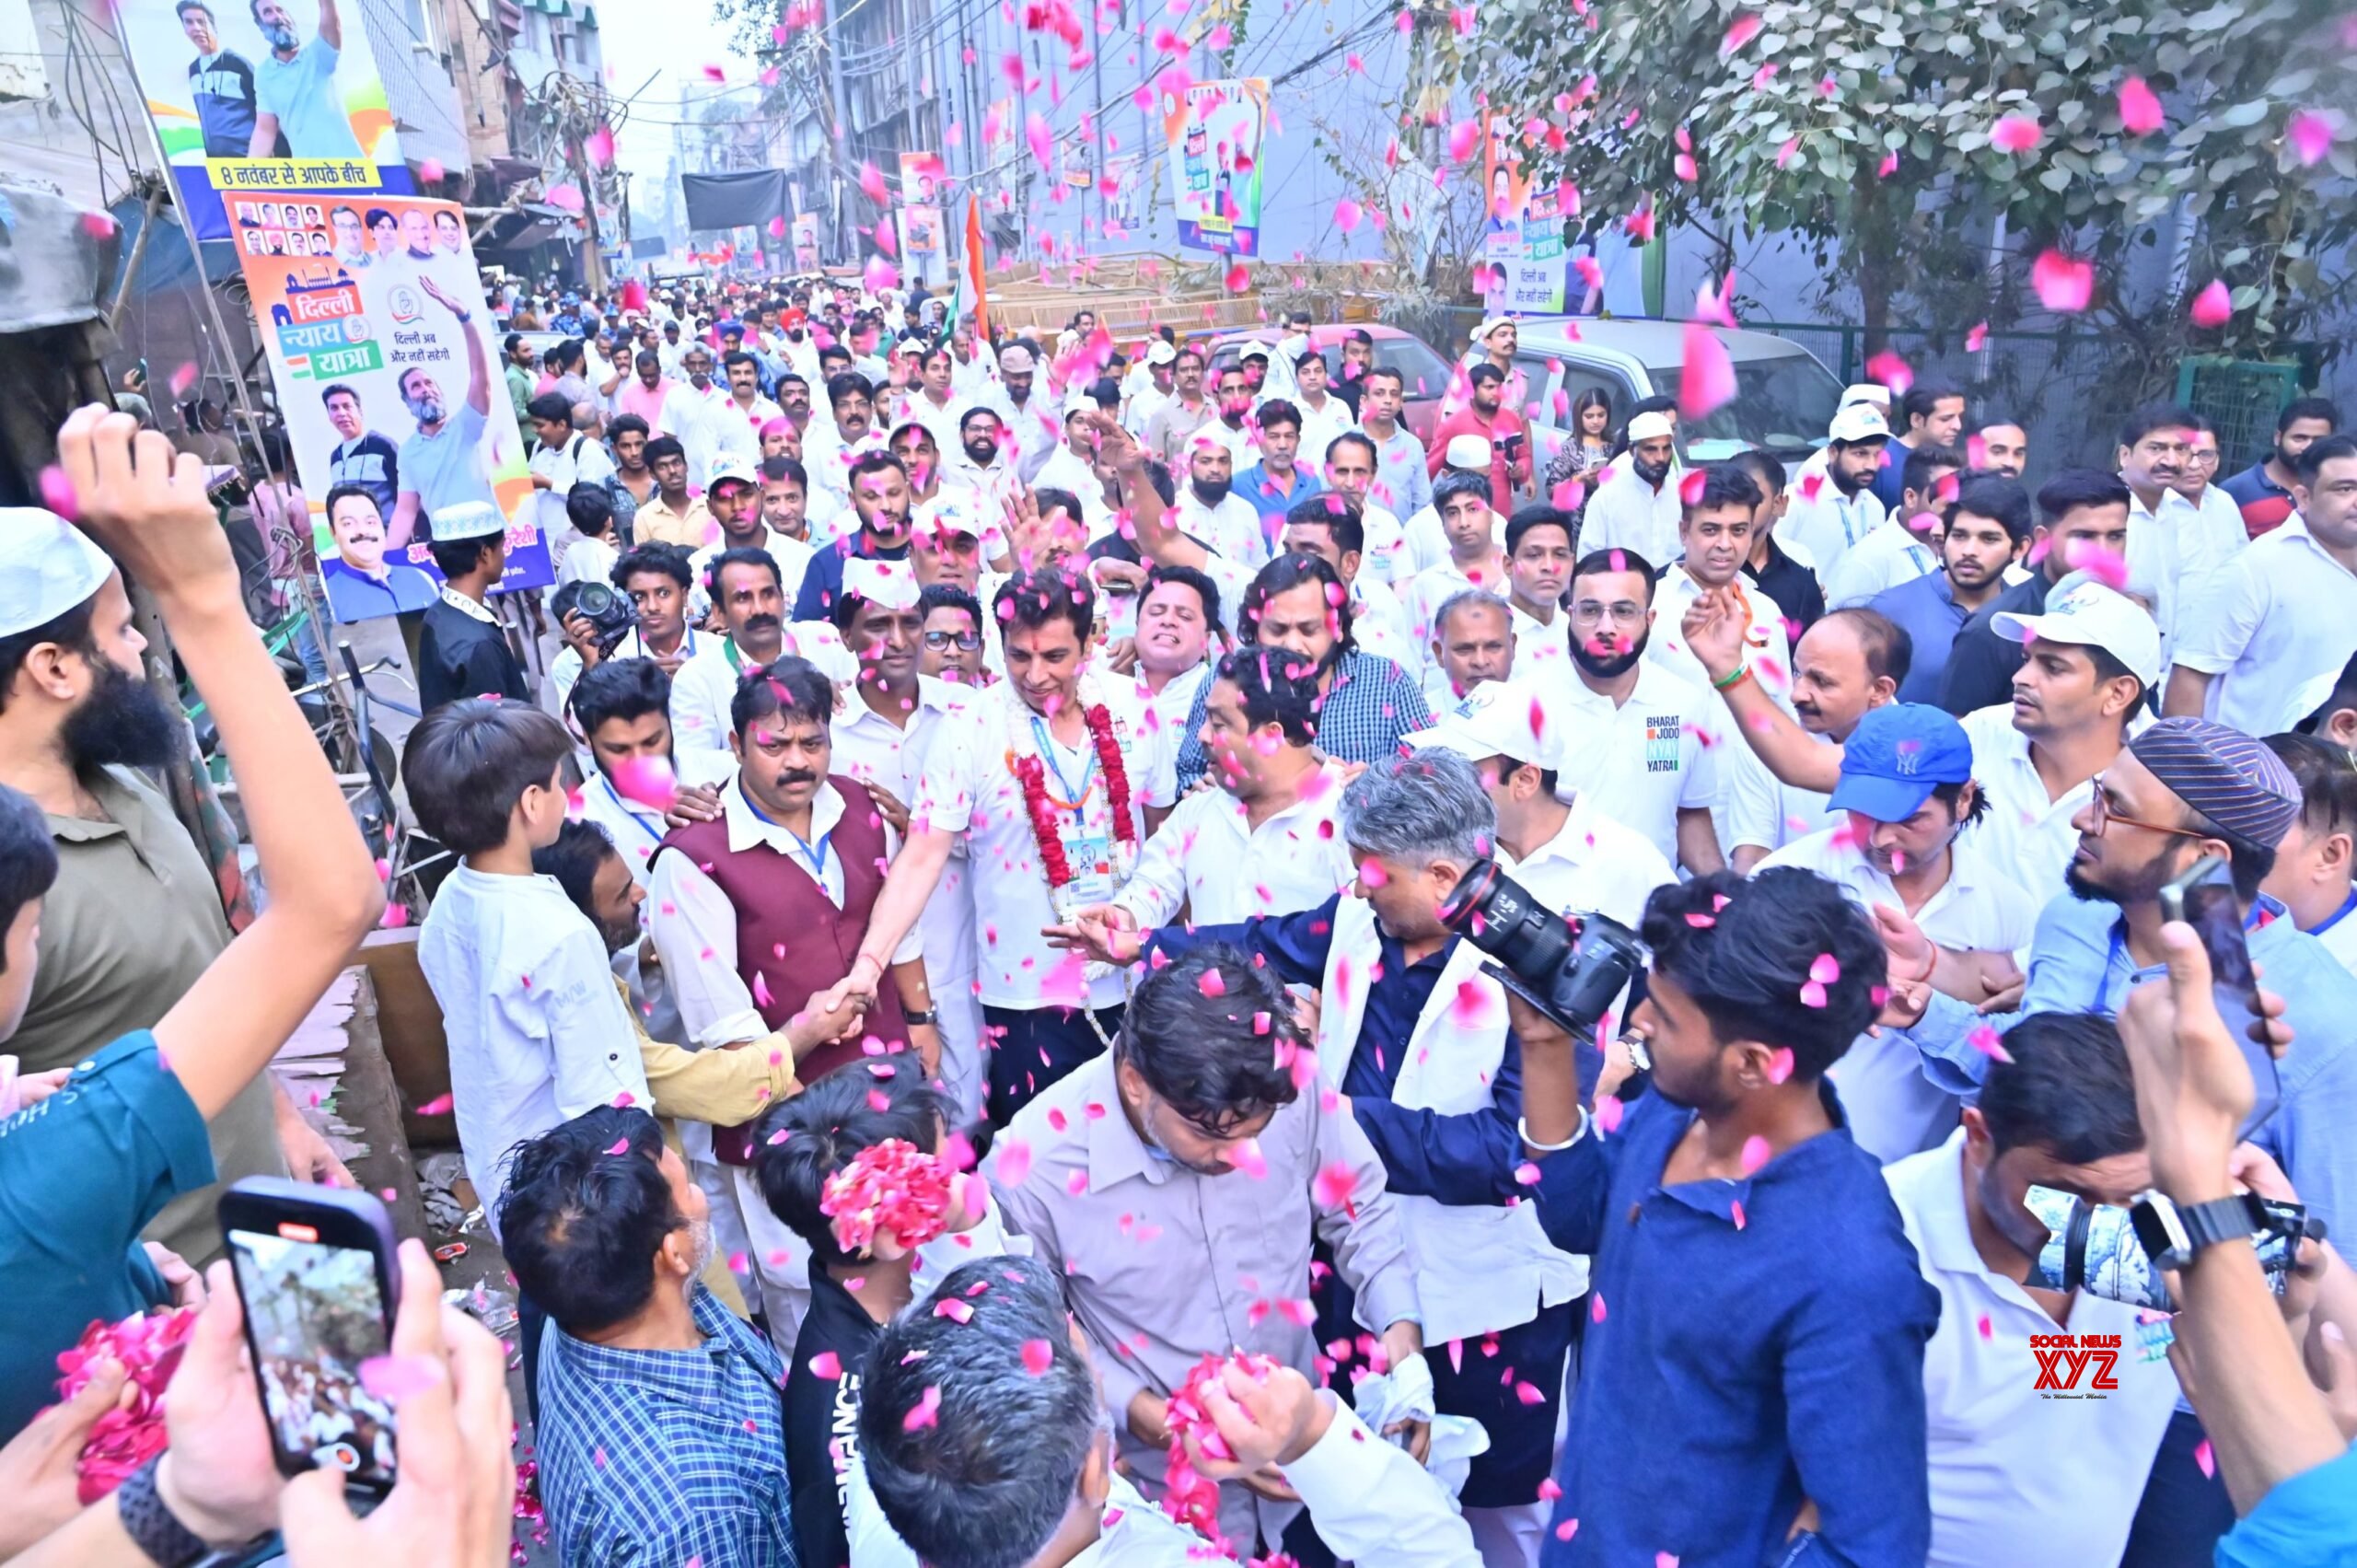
[406,699,652,1235]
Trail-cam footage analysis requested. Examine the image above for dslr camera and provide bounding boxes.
[2025,1185,2320,1313]
[1437,858,1648,1042]
[552,579,636,659]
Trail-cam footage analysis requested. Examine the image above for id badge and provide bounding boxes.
[1062,829,1114,904]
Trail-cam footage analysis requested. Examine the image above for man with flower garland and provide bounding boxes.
[827,567,1177,1125]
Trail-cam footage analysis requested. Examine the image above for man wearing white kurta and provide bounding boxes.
[1573,409,1684,568]
[1781,401,1892,575]
[831,569,1178,1126]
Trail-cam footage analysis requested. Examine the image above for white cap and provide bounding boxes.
[428,501,505,542]
[1992,577,2162,691]
[1239,342,1271,361]
[1405,681,1552,765]
[1840,383,1891,408]
[842,555,921,610]
[0,509,113,638]
[707,459,760,493]
[1626,410,1676,442]
[1472,317,1516,343]
[918,491,982,541]
[1443,433,1493,470]
[1145,341,1178,366]
[1828,402,1890,444]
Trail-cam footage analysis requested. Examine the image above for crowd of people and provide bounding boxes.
[0,260,2353,1568]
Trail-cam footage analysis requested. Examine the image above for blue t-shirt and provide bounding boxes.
[398,401,497,518]
[254,38,362,159]
[0,1031,215,1439]
[324,558,439,621]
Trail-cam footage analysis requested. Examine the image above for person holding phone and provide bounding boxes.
[0,408,384,1443]
[1873,716,2357,1566]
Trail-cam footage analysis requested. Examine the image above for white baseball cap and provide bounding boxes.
[1239,342,1271,361]
[707,459,760,494]
[842,555,921,610]
[1443,433,1493,470]
[1828,402,1891,444]
[1839,383,1891,408]
[1145,341,1178,366]
[1992,576,2162,691]
[1404,681,1553,767]
[0,509,113,638]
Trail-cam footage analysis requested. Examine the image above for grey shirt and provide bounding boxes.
[984,1051,1422,1551]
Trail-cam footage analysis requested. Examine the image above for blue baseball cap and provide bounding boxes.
[1829,703,1975,823]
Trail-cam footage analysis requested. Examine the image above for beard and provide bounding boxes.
[963,440,999,468]
[1570,623,1651,679]
[1829,461,1870,497]
[403,391,446,426]
[2066,846,2177,908]
[260,20,296,47]
[1631,454,1672,487]
[64,658,183,771]
[1191,476,1232,507]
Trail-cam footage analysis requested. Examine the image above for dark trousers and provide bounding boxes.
[2121,1407,2234,1567]
[982,1002,1124,1126]
[1433,1301,1578,1506]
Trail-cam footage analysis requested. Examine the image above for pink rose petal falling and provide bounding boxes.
[2189,279,2233,328]
[1990,114,2043,154]
[2031,250,2094,312]
[2286,110,2333,168]
[2118,76,2164,136]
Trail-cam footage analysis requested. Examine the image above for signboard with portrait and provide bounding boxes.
[791,213,820,272]
[1482,184,1572,314]
[1161,76,1267,257]
[120,0,414,242]
[229,192,549,623]
[897,150,946,206]
[900,203,944,256]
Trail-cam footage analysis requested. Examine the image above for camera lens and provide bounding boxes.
[1438,860,1575,984]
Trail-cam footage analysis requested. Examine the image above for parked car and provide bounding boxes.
[1205,323,1455,444]
[1505,318,1846,474]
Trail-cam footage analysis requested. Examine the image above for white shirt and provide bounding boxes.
[911,676,1177,1009]
[1576,451,1683,569]
[416,867,651,1235]
[2315,899,2357,978]
[1349,575,1416,670]
[668,627,858,751]
[646,778,923,1049]
[831,677,984,993]
[1114,759,1357,926]
[948,345,1000,398]
[1173,488,1269,567]
[1353,499,1412,587]
[528,431,616,494]
[1647,566,1794,703]
[1886,1133,2179,1568]
[889,388,970,450]
[548,625,705,738]
[691,526,816,612]
[1725,738,1838,858]
[1510,602,1570,680]
[1821,515,1938,610]
[1960,703,2143,911]
[1400,504,1505,580]
[555,534,619,590]
[2172,514,2357,738]
[1530,661,1724,868]
[1504,792,1676,930]
[1401,558,1509,659]
[573,747,739,888]
[1781,450,1887,573]
[1291,393,1353,474]
[1758,828,2040,1161]
[1034,445,1113,534]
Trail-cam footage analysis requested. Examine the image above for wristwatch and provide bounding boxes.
[116,1458,212,1568]
[902,1008,938,1025]
[2129,1189,2263,1271]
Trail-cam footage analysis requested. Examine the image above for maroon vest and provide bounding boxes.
[653,774,909,1163]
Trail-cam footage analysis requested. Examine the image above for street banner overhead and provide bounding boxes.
[230,193,549,623]
[120,0,412,242]
[1163,76,1267,258]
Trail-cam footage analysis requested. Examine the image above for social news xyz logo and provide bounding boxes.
[2030,1333,2121,1397]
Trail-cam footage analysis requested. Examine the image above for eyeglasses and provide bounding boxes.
[2087,774,2212,839]
[2189,450,2222,468]
[923,630,981,650]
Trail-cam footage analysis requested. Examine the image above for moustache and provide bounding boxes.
[774,769,820,788]
[743,613,782,635]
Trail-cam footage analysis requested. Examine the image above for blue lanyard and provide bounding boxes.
[2094,906,2266,1013]
[2313,888,2357,938]
[598,774,666,851]
[1029,715,1097,823]
[738,782,831,883]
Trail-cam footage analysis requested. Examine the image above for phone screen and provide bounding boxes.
[226,1225,399,1487]
[2177,868,2258,997]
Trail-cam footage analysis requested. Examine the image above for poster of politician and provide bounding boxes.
[122,0,413,241]
[1163,77,1266,257]
[229,193,549,624]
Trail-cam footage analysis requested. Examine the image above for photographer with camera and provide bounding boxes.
[2113,922,2357,1563]
[1881,1011,2181,1565]
[1509,866,1940,1566]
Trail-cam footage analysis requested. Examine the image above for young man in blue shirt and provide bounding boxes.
[1509,865,1941,1567]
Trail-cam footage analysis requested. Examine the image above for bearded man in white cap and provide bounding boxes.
[0,505,352,1271]
[1578,406,1685,567]
[1782,401,1893,573]
[416,499,528,711]
[1122,337,1179,437]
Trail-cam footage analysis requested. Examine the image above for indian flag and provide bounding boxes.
[950,194,990,342]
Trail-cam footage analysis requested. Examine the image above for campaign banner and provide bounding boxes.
[229,192,548,624]
[900,203,944,256]
[1483,185,1570,313]
[898,150,946,204]
[1162,76,1266,257]
[120,0,413,242]
[791,213,819,272]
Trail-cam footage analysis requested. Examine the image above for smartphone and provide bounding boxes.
[2159,854,2258,1001]
[218,1178,401,1491]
